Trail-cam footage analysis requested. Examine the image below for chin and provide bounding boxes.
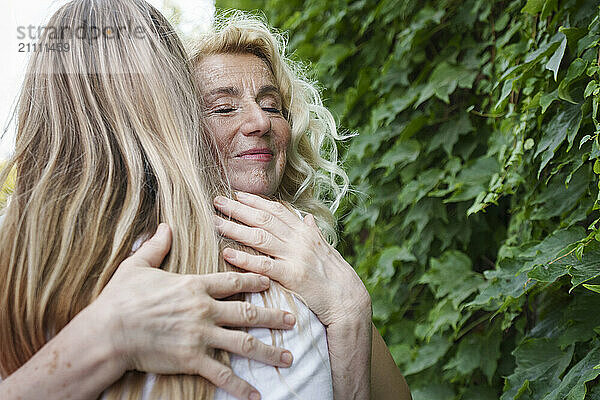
[233,182,275,197]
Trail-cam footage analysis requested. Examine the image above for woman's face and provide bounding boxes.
[196,53,291,196]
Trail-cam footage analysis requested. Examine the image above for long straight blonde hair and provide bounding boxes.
[0,0,234,398]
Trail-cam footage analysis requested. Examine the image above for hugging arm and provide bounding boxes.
[0,301,125,400]
[0,224,295,400]
[371,324,412,400]
[214,193,411,399]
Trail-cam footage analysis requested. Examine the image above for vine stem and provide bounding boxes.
[455,313,492,341]
[546,238,593,266]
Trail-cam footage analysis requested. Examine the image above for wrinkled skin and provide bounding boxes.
[196,53,291,196]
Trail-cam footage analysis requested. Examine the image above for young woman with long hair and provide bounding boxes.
[0,1,297,399]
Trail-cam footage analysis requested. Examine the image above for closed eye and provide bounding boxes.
[262,107,281,114]
[213,107,236,114]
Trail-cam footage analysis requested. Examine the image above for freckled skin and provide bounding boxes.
[195,53,291,196]
[47,350,59,375]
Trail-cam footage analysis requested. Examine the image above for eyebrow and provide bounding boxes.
[257,85,281,99]
[206,85,281,100]
[207,86,240,97]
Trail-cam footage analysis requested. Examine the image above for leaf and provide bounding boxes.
[542,345,600,400]
[404,334,452,375]
[534,104,583,176]
[556,293,600,346]
[444,157,500,203]
[526,227,586,282]
[530,241,600,291]
[427,113,474,155]
[421,299,464,339]
[317,43,355,70]
[495,78,514,110]
[397,168,445,212]
[521,0,545,14]
[584,81,599,98]
[443,328,502,382]
[501,339,574,400]
[540,89,559,114]
[420,250,484,308]
[524,138,535,150]
[583,284,600,293]
[411,384,455,400]
[558,58,587,103]
[559,27,587,52]
[375,245,416,282]
[541,0,558,19]
[546,34,567,81]
[375,139,420,172]
[530,168,588,220]
[468,258,533,308]
[418,62,478,106]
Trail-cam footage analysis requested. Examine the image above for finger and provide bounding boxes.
[209,328,294,369]
[213,300,296,330]
[234,191,303,228]
[304,213,327,239]
[201,356,262,400]
[222,248,287,283]
[214,196,289,239]
[201,272,271,299]
[215,215,283,255]
[129,223,172,268]
[304,213,318,228]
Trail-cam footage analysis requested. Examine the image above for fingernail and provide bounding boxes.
[213,196,226,206]
[249,391,261,400]
[235,191,249,200]
[260,276,270,285]
[156,223,168,236]
[284,313,296,326]
[214,216,223,227]
[280,351,293,365]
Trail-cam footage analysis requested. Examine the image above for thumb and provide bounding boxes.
[131,223,172,268]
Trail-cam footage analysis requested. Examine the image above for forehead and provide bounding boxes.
[195,53,276,92]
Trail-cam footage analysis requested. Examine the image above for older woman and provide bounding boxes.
[191,15,411,400]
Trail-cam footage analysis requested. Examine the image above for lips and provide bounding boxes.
[235,148,274,161]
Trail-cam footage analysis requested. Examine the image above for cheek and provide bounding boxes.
[273,121,291,156]
[206,118,235,155]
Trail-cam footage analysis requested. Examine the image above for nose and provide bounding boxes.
[239,103,271,137]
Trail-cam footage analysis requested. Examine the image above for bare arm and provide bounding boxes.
[0,303,125,400]
[326,311,372,399]
[371,323,412,400]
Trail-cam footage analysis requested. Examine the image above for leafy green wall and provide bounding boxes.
[218,0,600,398]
